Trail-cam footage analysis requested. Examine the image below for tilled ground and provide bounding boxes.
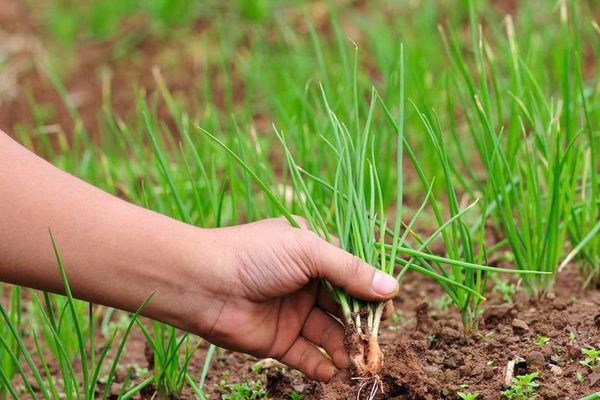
[168,269,599,400]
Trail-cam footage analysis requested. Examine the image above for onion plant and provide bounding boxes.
[202,48,545,398]
[440,1,586,297]
[0,285,21,400]
[561,15,600,289]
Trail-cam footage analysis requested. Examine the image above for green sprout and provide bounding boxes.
[458,392,480,400]
[580,348,600,370]
[502,372,540,400]
[222,381,271,400]
[535,336,550,346]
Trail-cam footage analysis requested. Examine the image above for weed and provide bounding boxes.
[502,372,540,400]
[580,348,600,370]
[458,392,480,400]
[535,336,550,346]
[222,381,271,400]
[288,391,303,400]
[493,279,517,304]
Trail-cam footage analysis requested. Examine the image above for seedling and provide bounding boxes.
[568,331,577,343]
[493,279,517,304]
[535,336,550,346]
[458,392,480,400]
[502,372,539,400]
[288,391,303,400]
[580,348,600,370]
[222,381,271,400]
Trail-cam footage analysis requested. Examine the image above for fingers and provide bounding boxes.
[316,286,342,317]
[309,240,399,302]
[301,308,349,369]
[278,336,336,382]
[317,286,394,320]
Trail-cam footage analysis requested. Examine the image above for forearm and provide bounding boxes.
[0,131,217,329]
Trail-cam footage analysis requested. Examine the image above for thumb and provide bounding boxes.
[308,238,399,301]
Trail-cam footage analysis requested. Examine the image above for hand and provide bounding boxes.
[187,217,398,381]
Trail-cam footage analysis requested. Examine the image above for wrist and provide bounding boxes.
[144,224,230,336]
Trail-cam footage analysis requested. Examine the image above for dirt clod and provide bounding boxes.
[483,303,513,326]
[512,318,530,334]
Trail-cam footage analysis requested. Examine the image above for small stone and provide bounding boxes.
[485,339,503,351]
[590,372,600,387]
[594,314,600,328]
[512,318,530,334]
[292,383,306,393]
[569,346,581,358]
[483,304,513,325]
[444,350,464,369]
[483,366,495,379]
[546,292,556,300]
[470,364,484,377]
[253,358,285,371]
[526,351,545,370]
[550,355,561,364]
[549,364,563,376]
[552,298,568,311]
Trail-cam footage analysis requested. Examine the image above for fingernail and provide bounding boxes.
[371,271,398,297]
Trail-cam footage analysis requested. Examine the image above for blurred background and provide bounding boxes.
[1,0,598,140]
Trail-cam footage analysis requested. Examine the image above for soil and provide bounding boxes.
[1,1,599,399]
[206,269,599,400]
[90,268,597,400]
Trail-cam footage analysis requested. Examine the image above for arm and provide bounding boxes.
[0,130,398,381]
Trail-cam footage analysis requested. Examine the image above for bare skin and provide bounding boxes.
[0,130,398,381]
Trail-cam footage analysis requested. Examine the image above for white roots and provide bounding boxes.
[352,374,384,400]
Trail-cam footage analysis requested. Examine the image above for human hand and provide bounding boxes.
[185,217,398,381]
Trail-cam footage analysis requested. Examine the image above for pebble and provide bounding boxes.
[512,318,530,334]
[470,364,484,377]
[483,366,495,379]
[483,304,513,325]
[590,372,600,387]
[552,298,569,310]
[444,350,464,369]
[549,364,563,376]
[525,350,545,370]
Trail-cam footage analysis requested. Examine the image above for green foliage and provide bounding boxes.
[580,348,600,370]
[41,0,201,44]
[222,381,271,400]
[6,0,600,397]
[493,279,517,304]
[458,392,480,400]
[0,286,21,399]
[502,372,540,400]
[0,233,153,400]
[535,336,550,346]
[288,391,303,400]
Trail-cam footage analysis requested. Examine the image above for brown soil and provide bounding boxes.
[262,270,599,400]
[99,269,597,400]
